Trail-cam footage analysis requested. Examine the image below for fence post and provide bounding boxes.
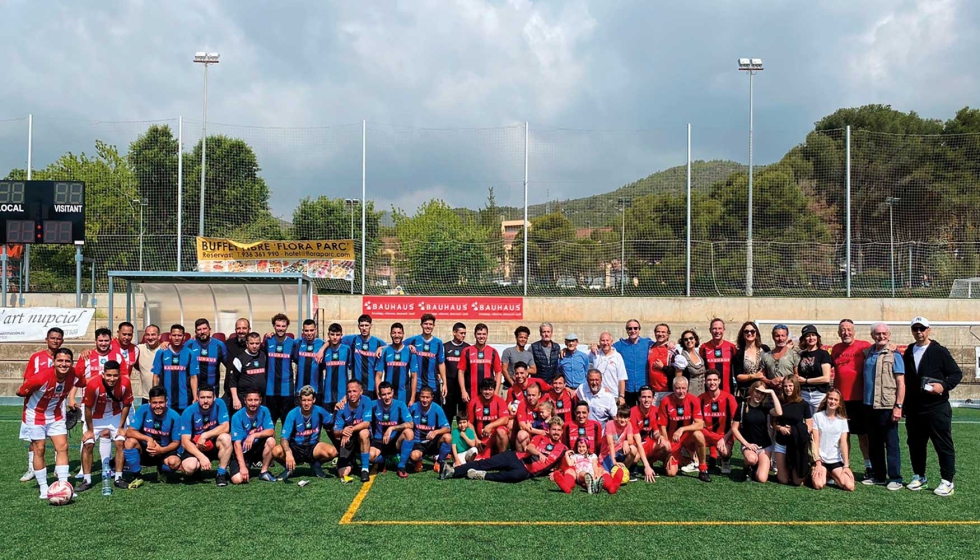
[523,121,529,297]
[177,116,183,272]
[686,123,692,297]
[845,125,852,297]
[361,119,366,296]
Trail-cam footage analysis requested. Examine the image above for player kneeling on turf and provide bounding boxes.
[408,385,452,473]
[273,385,338,481]
[440,416,567,483]
[333,380,374,483]
[229,388,278,484]
[122,386,182,487]
[18,348,82,499]
[368,382,415,478]
[178,385,232,486]
[79,360,133,492]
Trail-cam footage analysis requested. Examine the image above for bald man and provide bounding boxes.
[591,333,627,408]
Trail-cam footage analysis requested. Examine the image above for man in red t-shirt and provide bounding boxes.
[563,402,603,455]
[630,386,667,482]
[700,318,738,395]
[457,324,502,404]
[506,361,551,404]
[467,378,510,458]
[543,373,577,425]
[646,323,673,392]
[20,327,66,482]
[513,383,548,450]
[78,359,133,492]
[659,376,710,481]
[440,416,566,483]
[831,319,873,479]
[698,370,738,474]
[110,321,140,373]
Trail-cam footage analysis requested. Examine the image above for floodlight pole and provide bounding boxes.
[738,58,763,296]
[193,52,219,238]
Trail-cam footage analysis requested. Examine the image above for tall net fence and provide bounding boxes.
[1,116,978,298]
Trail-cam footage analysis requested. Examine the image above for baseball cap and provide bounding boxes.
[800,324,819,337]
[564,333,579,341]
[910,316,930,328]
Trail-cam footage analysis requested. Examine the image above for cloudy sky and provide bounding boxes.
[1,0,977,217]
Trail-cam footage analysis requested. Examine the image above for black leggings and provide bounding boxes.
[451,451,531,483]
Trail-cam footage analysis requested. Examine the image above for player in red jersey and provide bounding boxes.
[73,327,129,478]
[18,348,83,499]
[630,385,668,482]
[19,327,65,483]
[830,318,874,480]
[440,416,567,483]
[513,382,548,450]
[563,402,604,456]
[456,323,501,404]
[110,322,140,371]
[543,372,577,424]
[700,318,738,395]
[467,378,510,458]
[78,360,133,492]
[506,361,551,404]
[659,376,710,482]
[698,369,738,474]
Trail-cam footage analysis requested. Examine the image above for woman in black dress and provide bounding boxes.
[772,375,813,486]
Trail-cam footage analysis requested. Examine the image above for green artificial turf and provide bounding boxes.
[3,406,977,559]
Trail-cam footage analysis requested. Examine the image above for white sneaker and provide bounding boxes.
[680,462,699,474]
[906,475,928,491]
[933,480,954,497]
[38,490,48,500]
[720,460,731,475]
[827,478,836,486]
[466,469,486,480]
[861,477,879,486]
[584,473,595,494]
[886,481,904,491]
[20,470,34,483]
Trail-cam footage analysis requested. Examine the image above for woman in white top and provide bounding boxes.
[811,389,855,491]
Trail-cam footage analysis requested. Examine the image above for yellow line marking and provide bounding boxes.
[345,520,980,527]
[339,475,375,525]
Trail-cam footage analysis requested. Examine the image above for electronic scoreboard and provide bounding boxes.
[0,181,85,244]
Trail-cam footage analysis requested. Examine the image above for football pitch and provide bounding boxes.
[4,406,978,559]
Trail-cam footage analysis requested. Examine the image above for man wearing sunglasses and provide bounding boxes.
[901,317,961,497]
[613,320,653,408]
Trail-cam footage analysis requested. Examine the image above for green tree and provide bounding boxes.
[479,187,505,272]
[128,124,179,269]
[291,196,383,290]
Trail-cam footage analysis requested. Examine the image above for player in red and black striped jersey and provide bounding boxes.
[629,386,666,482]
[698,370,738,473]
[467,378,510,458]
[699,318,738,395]
[658,377,710,481]
[563,402,603,456]
[543,372,577,425]
[506,361,551,404]
[457,323,501,404]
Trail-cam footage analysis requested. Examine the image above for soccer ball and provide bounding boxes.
[194,434,215,452]
[613,463,628,486]
[47,481,74,506]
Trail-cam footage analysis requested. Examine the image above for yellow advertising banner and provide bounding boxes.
[196,237,354,260]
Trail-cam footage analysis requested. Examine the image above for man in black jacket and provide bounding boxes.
[902,317,961,497]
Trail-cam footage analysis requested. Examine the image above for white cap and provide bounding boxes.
[564,332,579,341]
[910,316,930,328]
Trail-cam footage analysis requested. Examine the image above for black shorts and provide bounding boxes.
[179,446,219,462]
[844,401,867,435]
[412,439,441,456]
[229,437,268,476]
[370,438,399,457]
[138,442,179,468]
[264,395,293,425]
[289,442,316,465]
[823,461,845,472]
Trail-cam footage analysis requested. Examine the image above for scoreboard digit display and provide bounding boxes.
[0,180,85,244]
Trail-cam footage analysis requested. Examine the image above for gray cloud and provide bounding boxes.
[1,0,976,218]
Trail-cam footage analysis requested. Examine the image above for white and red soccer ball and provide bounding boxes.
[47,480,74,506]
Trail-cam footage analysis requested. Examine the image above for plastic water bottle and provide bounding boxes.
[101,457,112,496]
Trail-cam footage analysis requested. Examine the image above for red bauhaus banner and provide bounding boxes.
[362,296,524,320]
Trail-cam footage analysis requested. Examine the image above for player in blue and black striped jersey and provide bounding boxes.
[376,323,418,406]
[337,314,385,398]
[408,385,452,474]
[333,379,374,483]
[272,385,338,481]
[151,325,197,415]
[265,313,298,425]
[229,388,278,484]
[177,385,232,486]
[405,313,446,403]
[321,323,352,411]
[122,386,182,486]
[186,318,228,392]
[291,320,325,403]
[368,381,415,479]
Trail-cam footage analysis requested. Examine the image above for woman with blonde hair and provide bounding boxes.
[812,389,855,491]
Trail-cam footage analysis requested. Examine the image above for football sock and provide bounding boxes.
[398,440,414,469]
[124,449,141,473]
[99,438,112,464]
[438,442,452,463]
[360,453,370,471]
[217,467,227,475]
[35,469,49,494]
[27,450,34,471]
[84,474,92,484]
[54,464,69,483]
[114,472,123,481]
[698,462,708,472]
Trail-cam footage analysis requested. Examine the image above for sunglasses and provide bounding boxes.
[682,336,696,342]
[911,325,928,332]
[626,327,640,331]
[743,329,757,335]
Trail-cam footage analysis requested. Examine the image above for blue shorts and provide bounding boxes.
[602,451,626,472]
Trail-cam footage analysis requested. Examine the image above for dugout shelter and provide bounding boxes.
[107,271,317,337]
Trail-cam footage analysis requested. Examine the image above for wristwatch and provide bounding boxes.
[895,403,903,409]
